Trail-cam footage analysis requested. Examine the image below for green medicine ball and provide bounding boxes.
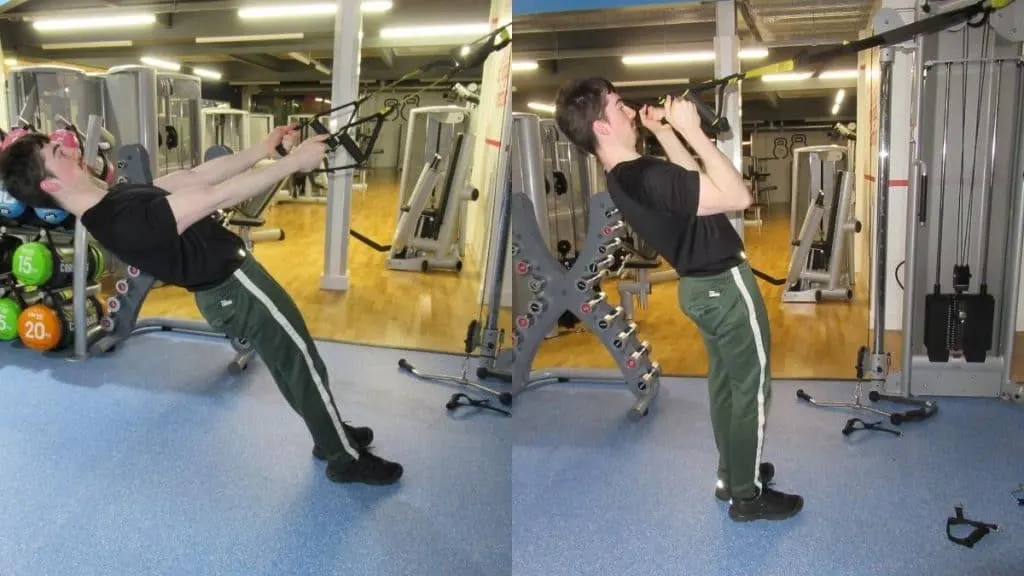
[11,242,53,287]
[0,297,20,340]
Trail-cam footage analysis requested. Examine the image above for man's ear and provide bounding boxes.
[39,178,61,195]
[592,119,611,138]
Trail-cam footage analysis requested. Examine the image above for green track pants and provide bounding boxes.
[678,261,772,500]
[194,253,361,463]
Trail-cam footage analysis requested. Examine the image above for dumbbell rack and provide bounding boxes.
[500,190,662,420]
[398,111,662,420]
[0,224,107,355]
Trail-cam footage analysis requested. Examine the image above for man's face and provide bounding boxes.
[597,90,638,151]
[39,139,86,194]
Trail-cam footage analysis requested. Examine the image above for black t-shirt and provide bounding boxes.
[79,183,246,292]
[606,155,744,277]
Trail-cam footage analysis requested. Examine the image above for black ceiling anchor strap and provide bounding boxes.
[445,393,511,417]
[946,505,998,548]
[842,418,902,437]
[1011,484,1024,506]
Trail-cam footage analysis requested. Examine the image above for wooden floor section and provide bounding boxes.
[136,171,1024,382]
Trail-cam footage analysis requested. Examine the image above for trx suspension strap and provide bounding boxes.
[277,24,511,173]
[663,0,1015,137]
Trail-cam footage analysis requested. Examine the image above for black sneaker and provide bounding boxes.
[715,462,776,502]
[728,486,804,522]
[312,424,374,460]
[326,450,404,485]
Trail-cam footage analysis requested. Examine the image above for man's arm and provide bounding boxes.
[653,129,701,172]
[164,154,302,235]
[685,131,752,215]
[153,143,270,193]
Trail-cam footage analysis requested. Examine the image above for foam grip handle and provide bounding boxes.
[796,389,811,401]
[275,143,289,157]
[336,132,364,161]
[683,91,729,135]
[917,171,928,224]
[899,408,929,422]
[397,358,412,372]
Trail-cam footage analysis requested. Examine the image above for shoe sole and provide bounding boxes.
[728,498,804,522]
[326,468,403,486]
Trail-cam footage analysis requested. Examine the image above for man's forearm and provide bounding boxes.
[212,155,299,211]
[654,130,701,172]
[189,144,270,187]
[686,132,751,205]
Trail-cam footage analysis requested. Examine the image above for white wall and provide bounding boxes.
[747,129,841,207]
[360,90,453,171]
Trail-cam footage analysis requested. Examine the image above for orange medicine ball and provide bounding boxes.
[17,304,63,351]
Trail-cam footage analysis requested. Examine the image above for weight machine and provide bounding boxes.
[386,105,479,273]
[782,146,861,303]
[397,112,663,419]
[797,2,1024,423]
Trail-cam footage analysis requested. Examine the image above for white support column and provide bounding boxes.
[714,0,744,239]
[321,0,363,291]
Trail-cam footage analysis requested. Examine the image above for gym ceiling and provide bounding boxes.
[0,0,871,122]
[512,0,876,124]
[0,0,490,99]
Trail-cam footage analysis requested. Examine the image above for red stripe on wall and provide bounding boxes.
[863,174,909,187]
[486,138,501,148]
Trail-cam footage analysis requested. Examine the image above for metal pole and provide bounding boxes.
[873,46,895,357]
[901,39,927,397]
[999,62,1024,392]
[714,0,744,239]
[72,114,104,360]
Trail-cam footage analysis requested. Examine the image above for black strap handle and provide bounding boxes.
[946,506,998,548]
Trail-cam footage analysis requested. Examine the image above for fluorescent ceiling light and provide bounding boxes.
[528,102,555,114]
[315,97,333,104]
[761,72,813,82]
[834,89,846,104]
[42,40,133,50]
[140,56,180,72]
[33,14,156,32]
[622,48,768,66]
[314,62,331,75]
[196,33,304,44]
[238,1,391,19]
[380,23,491,39]
[820,69,859,80]
[4,58,17,66]
[192,67,222,81]
[832,102,841,115]
[511,60,539,72]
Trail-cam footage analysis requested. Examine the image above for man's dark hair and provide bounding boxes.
[554,77,616,155]
[0,132,61,209]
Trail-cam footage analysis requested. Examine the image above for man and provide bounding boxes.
[0,126,403,486]
[554,78,802,522]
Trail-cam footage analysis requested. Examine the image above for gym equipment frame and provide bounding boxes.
[782,165,861,304]
[387,105,479,273]
[397,112,663,420]
[798,5,1024,423]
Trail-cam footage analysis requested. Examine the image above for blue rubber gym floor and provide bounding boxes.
[0,332,1022,576]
